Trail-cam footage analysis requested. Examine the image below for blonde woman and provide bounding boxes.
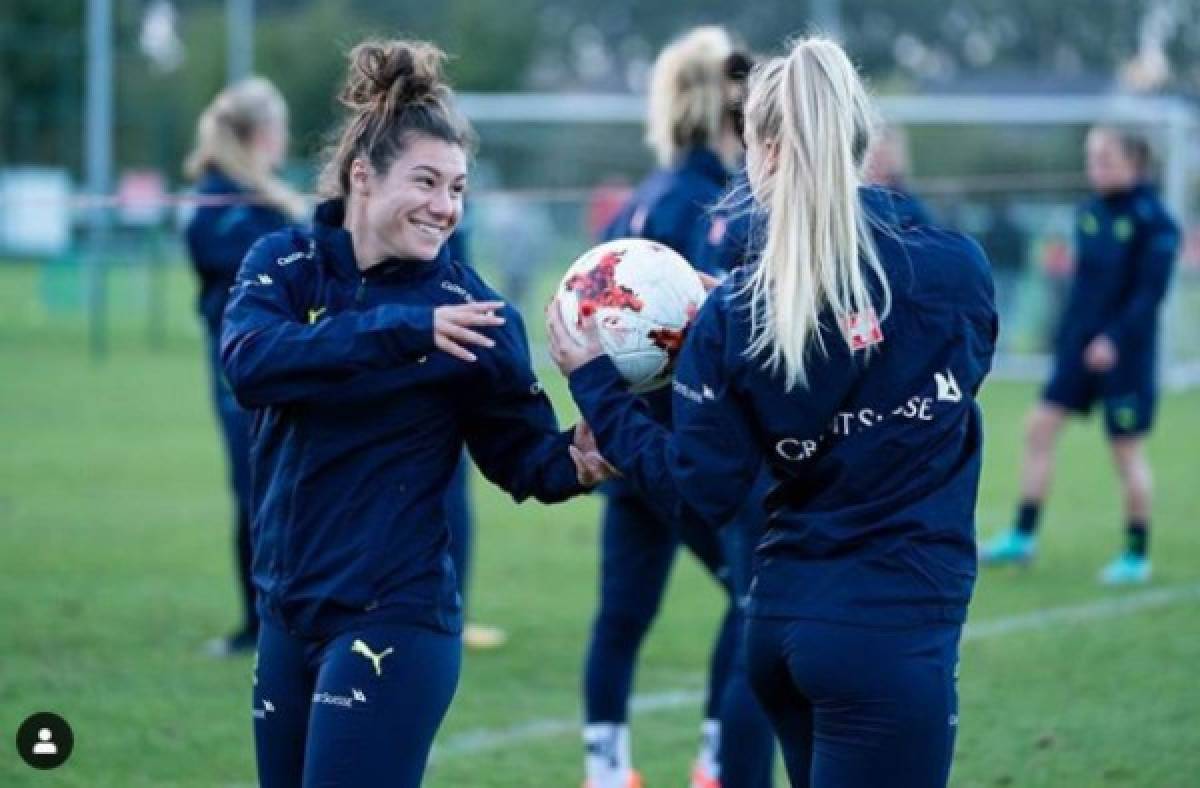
[184,77,307,657]
[550,36,997,786]
[584,25,751,788]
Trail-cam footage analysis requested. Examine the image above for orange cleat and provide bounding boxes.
[582,770,644,788]
[690,761,720,788]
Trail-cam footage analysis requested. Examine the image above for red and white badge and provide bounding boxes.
[842,308,884,351]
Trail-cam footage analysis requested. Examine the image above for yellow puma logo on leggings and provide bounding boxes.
[350,639,394,677]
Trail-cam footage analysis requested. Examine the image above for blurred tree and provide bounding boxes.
[0,2,84,170]
[4,0,1200,183]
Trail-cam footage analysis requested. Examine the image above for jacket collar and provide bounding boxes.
[198,166,245,195]
[675,146,730,187]
[313,198,448,282]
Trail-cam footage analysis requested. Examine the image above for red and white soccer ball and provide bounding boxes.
[557,238,708,393]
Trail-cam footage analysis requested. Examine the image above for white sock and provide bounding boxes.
[583,723,632,787]
[696,718,720,778]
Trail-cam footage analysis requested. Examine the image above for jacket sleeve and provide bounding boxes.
[461,308,586,504]
[570,291,868,528]
[220,235,438,408]
[1102,215,1180,346]
[568,294,765,527]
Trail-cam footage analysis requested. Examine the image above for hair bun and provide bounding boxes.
[340,39,448,116]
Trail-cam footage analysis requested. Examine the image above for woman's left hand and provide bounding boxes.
[1084,335,1118,373]
[546,298,603,376]
[569,421,621,487]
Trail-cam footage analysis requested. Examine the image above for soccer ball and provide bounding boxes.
[557,238,708,393]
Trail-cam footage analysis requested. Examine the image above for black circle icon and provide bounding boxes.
[15,712,73,770]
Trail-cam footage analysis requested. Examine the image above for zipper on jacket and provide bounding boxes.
[356,276,367,303]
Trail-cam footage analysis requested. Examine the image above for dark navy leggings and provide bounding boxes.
[253,619,461,787]
[584,487,737,723]
[745,617,962,788]
[206,334,257,634]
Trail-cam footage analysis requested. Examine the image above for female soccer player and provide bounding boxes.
[583,25,749,788]
[982,127,1179,584]
[221,39,611,786]
[549,36,997,787]
[184,77,308,657]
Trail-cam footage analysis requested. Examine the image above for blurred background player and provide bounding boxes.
[223,38,613,786]
[550,34,997,786]
[690,49,779,788]
[982,126,1180,584]
[183,77,308,657]
[442,222,508,651]
[581,25,747,788]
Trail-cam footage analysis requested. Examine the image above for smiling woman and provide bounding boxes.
[217,37,617,788]
[319,40,473,270]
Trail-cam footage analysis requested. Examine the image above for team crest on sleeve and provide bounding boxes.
[842,309,884,351]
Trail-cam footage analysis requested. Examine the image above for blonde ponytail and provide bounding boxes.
[185,77,308,221]
[741,37,890,390]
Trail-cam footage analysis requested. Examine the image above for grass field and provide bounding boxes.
[1,260,1198,786]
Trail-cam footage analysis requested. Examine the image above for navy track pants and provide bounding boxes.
[745,617,961,788]
[253,619,461,787]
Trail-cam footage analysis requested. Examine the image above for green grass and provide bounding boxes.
[1,261,1198,786]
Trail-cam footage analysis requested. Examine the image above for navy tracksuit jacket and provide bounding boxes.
[1044,183,1179,435]
[603,146,731,276]
[221,198,583,639]
[569,212,997,786]
[187,169,296,336]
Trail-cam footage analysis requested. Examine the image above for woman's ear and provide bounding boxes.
[765,138,781,176]
[350,158,372,197]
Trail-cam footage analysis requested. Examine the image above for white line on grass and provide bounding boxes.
[434,690,702,759]
[431,582,1200,763]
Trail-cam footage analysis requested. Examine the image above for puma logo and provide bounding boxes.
[350,639,394,677]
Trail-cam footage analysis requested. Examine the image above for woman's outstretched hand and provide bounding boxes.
[546,298,603,376]
[433,301,506,362]
[569,421,621,487]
